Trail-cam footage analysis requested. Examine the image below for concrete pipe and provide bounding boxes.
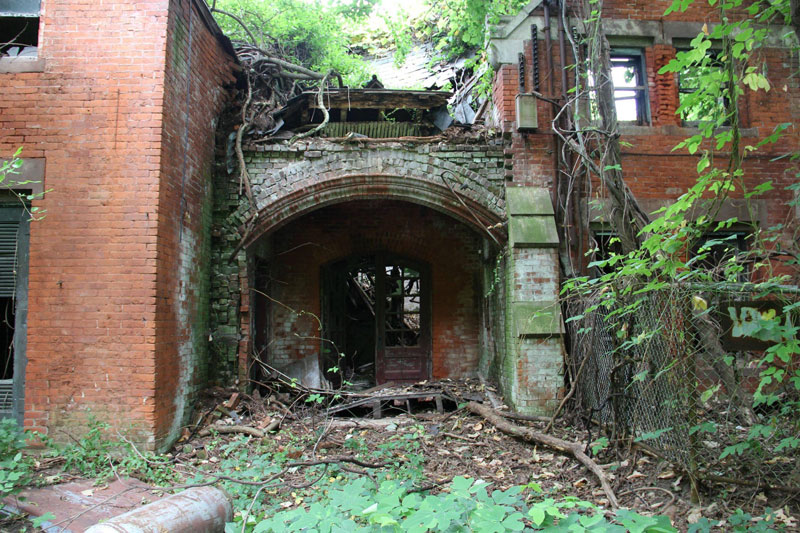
[84,486,232,533]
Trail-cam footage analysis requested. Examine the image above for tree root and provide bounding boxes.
[467,401,619,509]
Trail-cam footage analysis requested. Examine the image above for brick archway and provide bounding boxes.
[244,148,507,246]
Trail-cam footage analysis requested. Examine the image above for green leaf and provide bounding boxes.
[32,512,56,528]
[634,427,673,442]
[528,506,546,526]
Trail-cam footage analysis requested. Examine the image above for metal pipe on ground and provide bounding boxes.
[84,486,232,533]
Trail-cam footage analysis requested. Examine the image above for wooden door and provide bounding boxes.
[375,257,431,384]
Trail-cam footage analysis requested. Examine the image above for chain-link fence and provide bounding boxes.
[564,284,799,491]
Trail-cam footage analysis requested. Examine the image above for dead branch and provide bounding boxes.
[255,56,325,80]
[198,424,265,438]
[468,401,619,509]
[210,7,259,45]
[617,486,676,510]
[407,477,454,494]
[441,432,478,443]
[545,351,590,432]
[497,411,552,423]
[290,72,332,143]
[699,473,800,495]
[236,72,256,206]
[478,374,502,409]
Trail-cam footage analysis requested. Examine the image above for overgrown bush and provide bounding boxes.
[0,418,34,500]
[59,416,174,486]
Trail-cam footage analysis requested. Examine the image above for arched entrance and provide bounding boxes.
[247,199,491,390]
[322,254,431,387]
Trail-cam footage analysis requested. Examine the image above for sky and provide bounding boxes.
[374,0,427,17]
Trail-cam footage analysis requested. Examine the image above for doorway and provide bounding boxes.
[322,254,431,387]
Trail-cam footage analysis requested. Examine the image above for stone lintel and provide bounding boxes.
[506,186,553,216]
[509,216,559,247]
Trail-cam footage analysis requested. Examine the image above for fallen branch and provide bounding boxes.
[699,473,800,495]
[498,411,552,423]
[468,402,619,509]
[408,476,454,494]
[199,425,265,438]
[441,432,478,443]
[478,374,502,409]
[617,486,676,510]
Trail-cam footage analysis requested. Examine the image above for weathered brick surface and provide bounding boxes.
[0,0,235,449]
[488,4,798,412]
[245,140,507,229]
[491,21,798,249]
[210,140,509,382]
[263,201,484,379]
[153,0,236,449]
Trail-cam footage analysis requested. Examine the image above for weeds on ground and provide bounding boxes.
[230,475,787,532]
[59,416,174,486]
[0,419,33,500]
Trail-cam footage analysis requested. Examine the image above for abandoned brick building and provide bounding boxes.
[0,0,796,450]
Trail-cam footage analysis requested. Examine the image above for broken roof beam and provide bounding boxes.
[306,89,452,110]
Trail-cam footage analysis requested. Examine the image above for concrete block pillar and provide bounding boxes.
[501,187,565,414]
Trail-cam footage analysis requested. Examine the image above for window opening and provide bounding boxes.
[689,231,749,282]
[609,53,649,124]
[677,48,730,126]
[383,265,421,348]
[0,205,27,421]
[589,230,625,275]
[1,0,40,58]
[588,51,650,125]
[343,259,378,387]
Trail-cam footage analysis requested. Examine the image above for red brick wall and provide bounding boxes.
[491,19,798,255]
[262,201,484,380]
[153,0,235,448]
[646,45,680,126]
[600,0,752,21]
[0,0,234,449]
[0,0,172,443]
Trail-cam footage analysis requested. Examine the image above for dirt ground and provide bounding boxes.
[5,380,797,531]
[165,381,799,531]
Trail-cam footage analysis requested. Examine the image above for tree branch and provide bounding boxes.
[468,402,619,509]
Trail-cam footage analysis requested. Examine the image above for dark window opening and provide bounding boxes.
[690,231,749,282]
[1,0,41,58]
[677,49,730,126]
[0,17,38,57]
[322,254,431,388]
[383,265,421,348]
[342,260,378,387]
[589,230,625,275]
[0,204,26,421]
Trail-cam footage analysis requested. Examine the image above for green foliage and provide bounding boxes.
[59,416,174,485]
[239,476,680,532]
[210,0,371,84]
[421,0,527,60]
[0,147,45,219]
[561,0,800,504]
[0,418,33,500]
